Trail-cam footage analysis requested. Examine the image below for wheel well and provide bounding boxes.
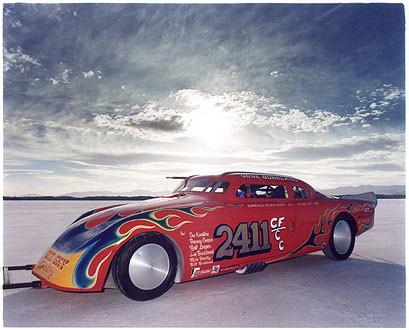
[129,231,184,283]
[335,212,357,235]
[138,232,184,283]
[105,231,184,288]
[165,235,184,283]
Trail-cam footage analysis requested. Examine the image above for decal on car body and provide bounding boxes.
[213,220,271,261]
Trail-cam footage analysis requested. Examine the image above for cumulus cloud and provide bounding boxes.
[88,88,353,142]
[173,89,349,133]
[93,101,186,141]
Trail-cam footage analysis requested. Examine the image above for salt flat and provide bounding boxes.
[3,199,405,327]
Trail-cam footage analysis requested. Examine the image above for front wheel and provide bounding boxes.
[323,218,355,260]
[112,233,177,301]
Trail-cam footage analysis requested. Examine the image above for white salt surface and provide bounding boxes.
[3,199,405,327]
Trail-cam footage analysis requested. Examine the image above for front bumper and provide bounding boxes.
[32,247,87,291]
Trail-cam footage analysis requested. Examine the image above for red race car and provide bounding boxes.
[32,172,377,300]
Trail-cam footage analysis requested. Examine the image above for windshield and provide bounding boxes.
[172,179,186,193]
[174,179,230,194]
[181,179,211,192]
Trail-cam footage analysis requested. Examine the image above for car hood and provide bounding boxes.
[52,194,212,253]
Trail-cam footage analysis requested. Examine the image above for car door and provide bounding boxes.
[213,181,298,267]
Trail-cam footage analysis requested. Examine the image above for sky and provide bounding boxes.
[3,3,406,195]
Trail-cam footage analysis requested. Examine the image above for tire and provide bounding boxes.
[323,218,355,260]
[236,265,251,274]
[112,233,177,301]
[236,262,266,274]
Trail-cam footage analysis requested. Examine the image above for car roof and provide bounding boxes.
[188,171,308,186]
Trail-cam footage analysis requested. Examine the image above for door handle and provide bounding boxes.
[289,222,296,231]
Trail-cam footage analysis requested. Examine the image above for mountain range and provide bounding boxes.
[319,185,405,196]
[17,185,405,198]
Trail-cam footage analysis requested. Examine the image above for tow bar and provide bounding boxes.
[3,265,42,289]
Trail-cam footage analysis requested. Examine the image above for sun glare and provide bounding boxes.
[187,100,232,147]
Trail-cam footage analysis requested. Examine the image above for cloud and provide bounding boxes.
[4,7,23,28]
[73,150,252,167]
[4,47,42,72]
[269,71,283,78]
[138,118,184,132]
[274,134,404,161]
[4,169,54,176]
[3,84,405,165]
[2,4,405,194]
[352,84,405,125]
[49,67,72,85]
[82,70,94,79]
[92,101,186,141]
[49,78,59,85]
[173,89,350,133]
[336,163,404,172]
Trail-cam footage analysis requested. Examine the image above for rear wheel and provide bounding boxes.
[323,218,355,260]
[112,233,177,301]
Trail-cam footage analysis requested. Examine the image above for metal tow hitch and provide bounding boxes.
[3,264,42,290]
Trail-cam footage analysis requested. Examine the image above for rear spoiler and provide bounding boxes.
[166,175,198,180]
[334,192,378,207]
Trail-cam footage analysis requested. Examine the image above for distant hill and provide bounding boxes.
[5,185,405,200]
[59,189,168,198]
[4,195,156,201]
[5,188,169,201]
[320,185,405,196]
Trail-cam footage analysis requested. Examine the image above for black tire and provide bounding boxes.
[323,218,355,260]
[112,232,177,301]
[236,262,266,274]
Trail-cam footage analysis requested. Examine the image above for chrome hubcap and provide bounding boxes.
[333,220,352,255]
[128,244,170,290]
[236,266,248,274]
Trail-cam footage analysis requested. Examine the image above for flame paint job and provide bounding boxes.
[34,200,221,290]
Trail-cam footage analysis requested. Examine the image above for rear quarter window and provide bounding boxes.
[292,186,309,199]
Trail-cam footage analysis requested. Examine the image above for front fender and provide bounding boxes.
[33,205,216,291]
[71,204,125,225]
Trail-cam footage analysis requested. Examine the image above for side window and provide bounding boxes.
[292,186,308,199]
[236,184,287,199]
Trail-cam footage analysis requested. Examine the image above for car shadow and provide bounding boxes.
[3,253,405,327]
